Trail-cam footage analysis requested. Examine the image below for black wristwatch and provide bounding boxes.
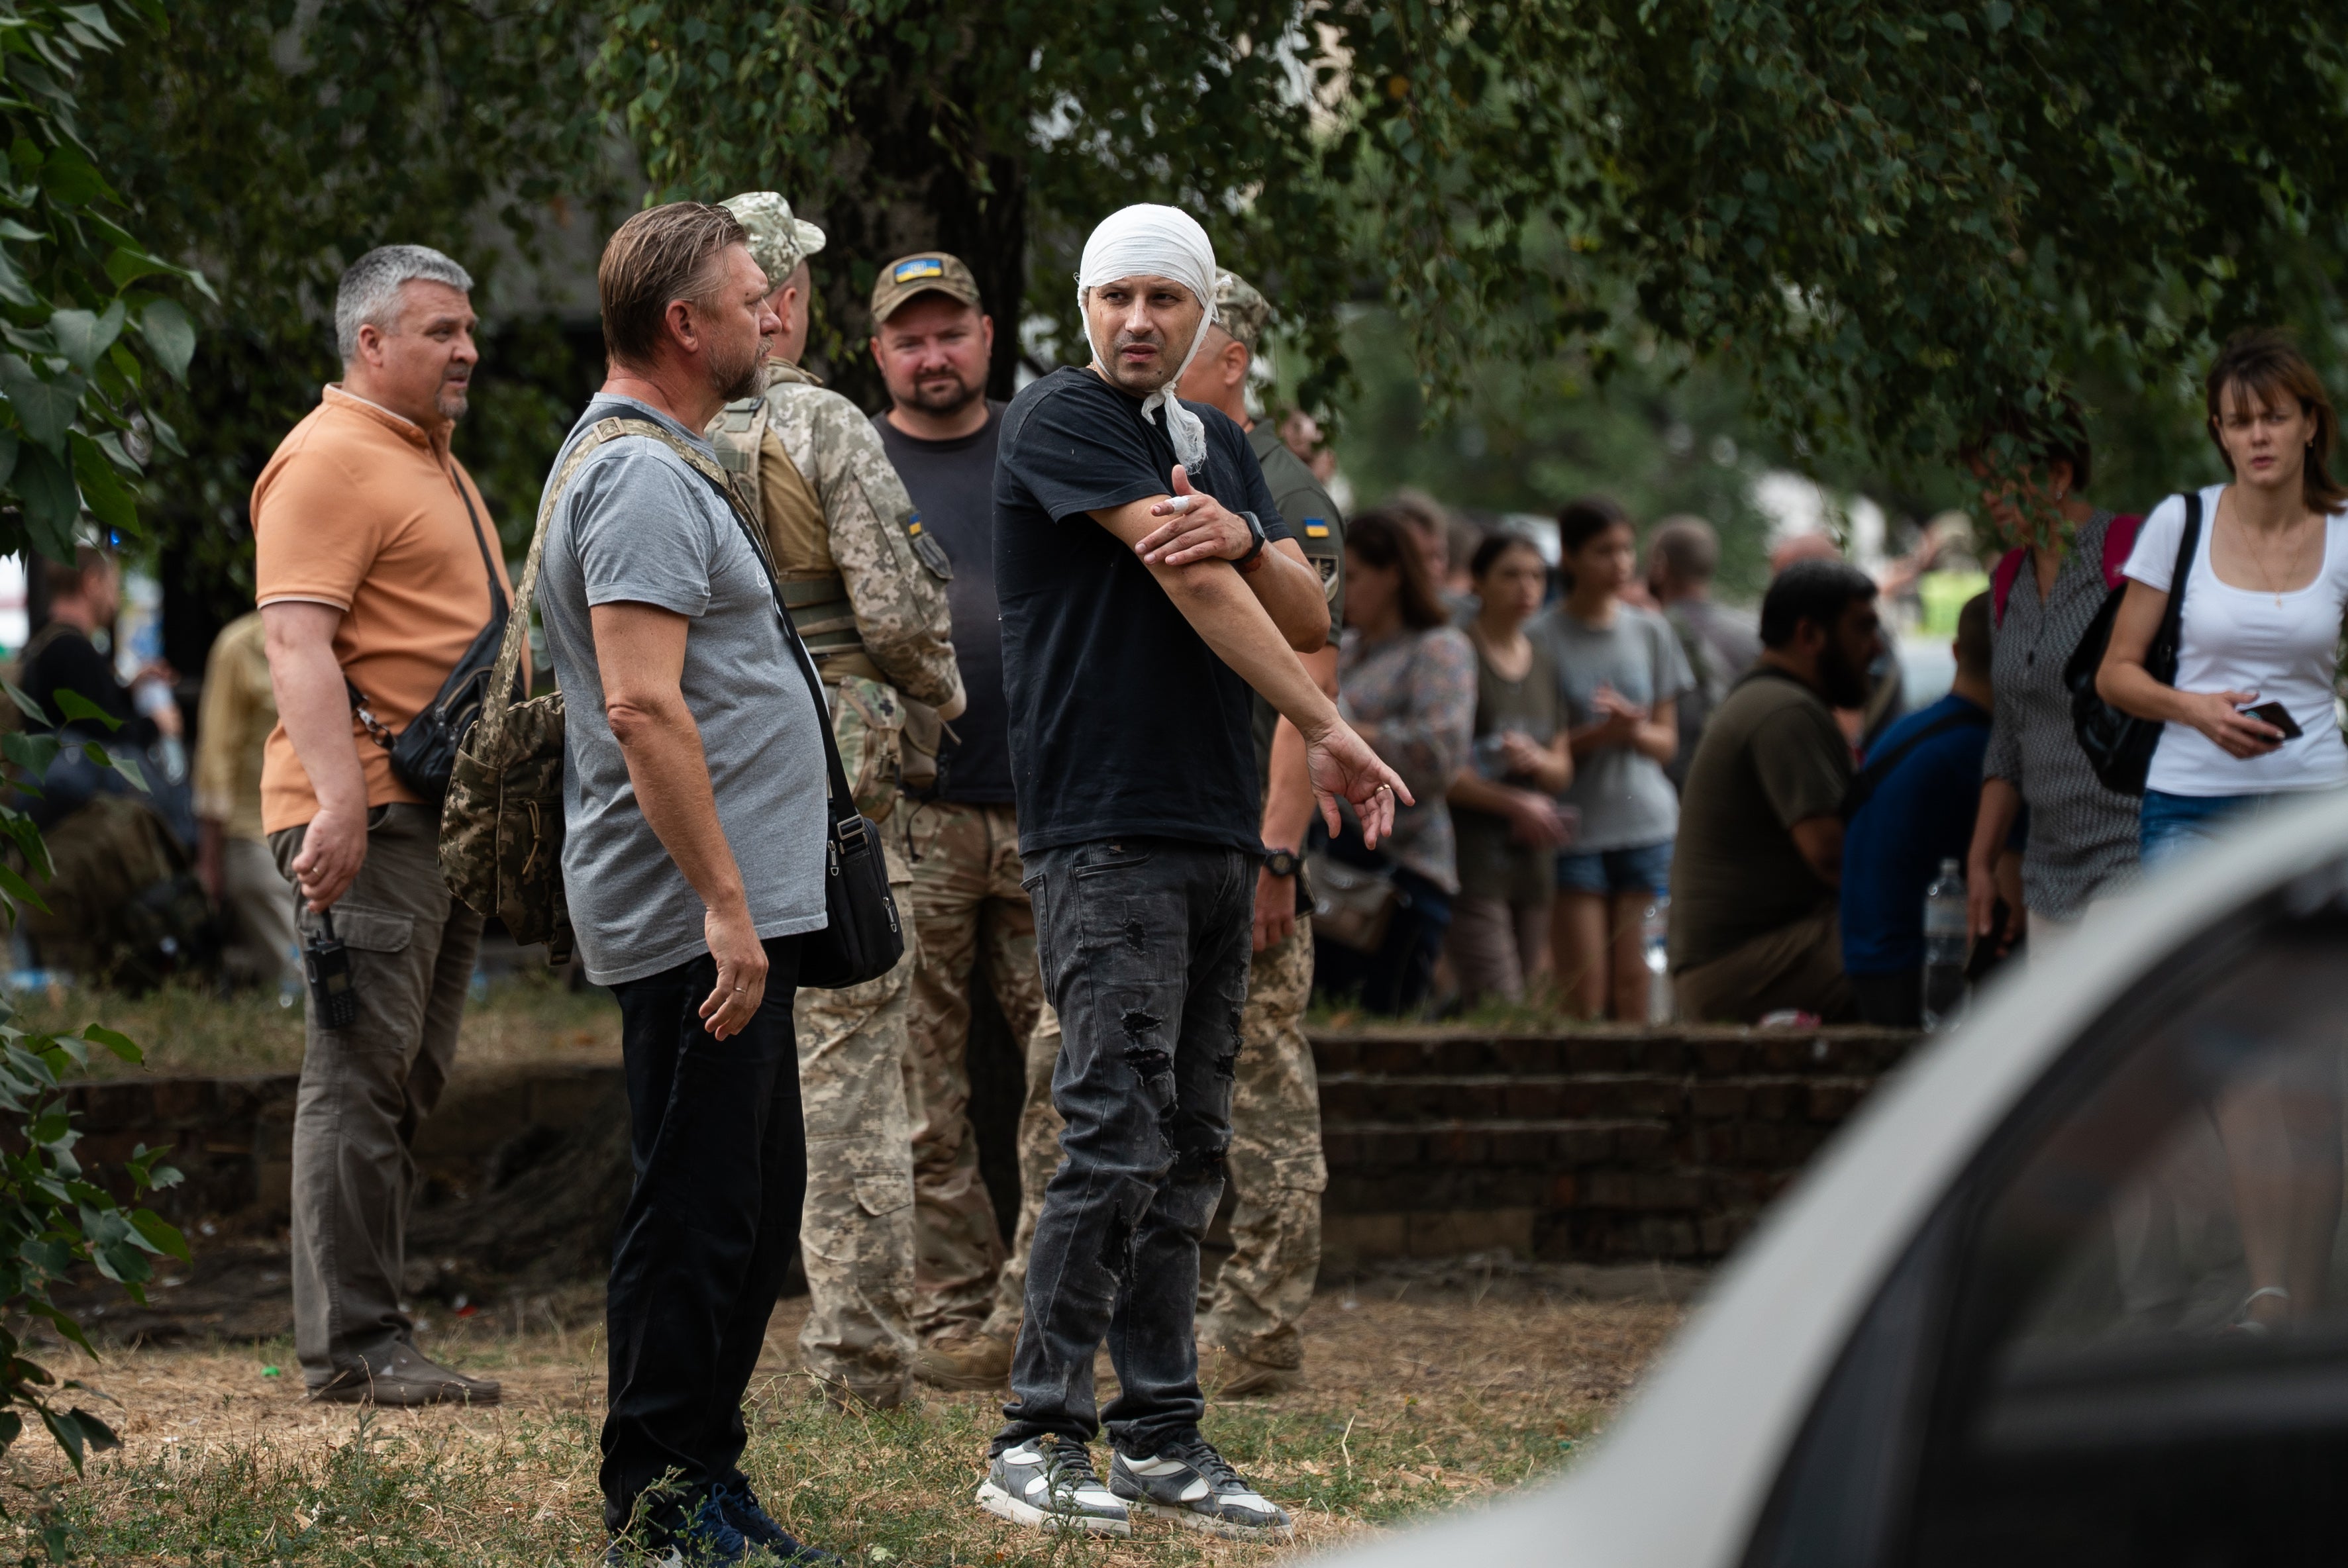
[1263,848,1300,879]
[1234,509,1268,568]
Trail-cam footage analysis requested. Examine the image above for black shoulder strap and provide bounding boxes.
[450,466,509,618]
[1840,704,1991,822]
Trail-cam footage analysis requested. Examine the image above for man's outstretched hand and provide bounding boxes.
[1306,720,1413,848]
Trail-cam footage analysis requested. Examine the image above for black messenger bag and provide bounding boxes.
[350,473,510,804]
[2064,491,2200,797]
[687,459,903,990]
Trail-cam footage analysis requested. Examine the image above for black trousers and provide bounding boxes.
[995,838,1254,1459]
[601,934,806,1535]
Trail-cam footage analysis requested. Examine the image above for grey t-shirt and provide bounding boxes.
[537,395,831,985]
[1535,602,1694,852]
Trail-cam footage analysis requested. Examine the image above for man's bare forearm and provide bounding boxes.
[1168,566,1339,736]
[613,697,751,918]
[262,611,368,819]
[1241,541,1331,652]
[1262,646,1339,848]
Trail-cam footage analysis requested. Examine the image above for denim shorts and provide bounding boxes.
[1555,839,1673,896]
[2139,789,2269,869]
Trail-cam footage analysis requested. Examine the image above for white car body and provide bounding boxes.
[1335,790,2348,1567]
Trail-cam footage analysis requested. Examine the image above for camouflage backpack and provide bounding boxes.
[440,417,691,964]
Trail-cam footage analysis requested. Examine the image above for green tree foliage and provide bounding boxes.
[0,3,196,1547]
[77,0,629,597]
[601,0,2348,477]
[0,0,210,565]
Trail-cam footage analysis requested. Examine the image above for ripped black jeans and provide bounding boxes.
[996,837,1254,1458]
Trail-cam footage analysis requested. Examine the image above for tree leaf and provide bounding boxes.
[134,298,193,383]
[0,247,34,309]
[0,428,17,489]
[128,1209,187,1261]
[0,356,86,454]
[36,144,110,207]
[11,442,79,562]
[69,430,136,536]
[79,1024,137,1063]
[49,300,125,373]
[3,681,50,728]
[52,691,122,732]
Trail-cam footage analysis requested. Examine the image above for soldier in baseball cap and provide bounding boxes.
[870,251,983,328]
[721,190,827,290]
[1213,269,1272,356]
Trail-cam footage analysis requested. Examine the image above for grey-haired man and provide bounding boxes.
[254,244,507,1406]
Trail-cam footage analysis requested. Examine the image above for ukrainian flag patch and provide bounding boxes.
[1304,518,1330,538]
[893,258,946,283]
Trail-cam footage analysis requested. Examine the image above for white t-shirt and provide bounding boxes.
[2123,483,2348,798]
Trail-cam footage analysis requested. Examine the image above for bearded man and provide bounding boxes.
[973,203,1407,1542]
[1668,558,1884,1024]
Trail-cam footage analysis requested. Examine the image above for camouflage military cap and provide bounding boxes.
[870,252,982,326]
[1215,269,1272,354]
[720,191,828,288]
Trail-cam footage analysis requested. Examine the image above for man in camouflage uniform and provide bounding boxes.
[985,269,1346,1394]
[709,192,966,1410]
[862,254,1047,1390]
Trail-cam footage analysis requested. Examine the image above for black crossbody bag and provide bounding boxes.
[349,474,510,804]
[694,465,904,990]
[2064,491,2201,796]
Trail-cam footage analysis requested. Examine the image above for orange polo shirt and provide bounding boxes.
[252,385,513,834]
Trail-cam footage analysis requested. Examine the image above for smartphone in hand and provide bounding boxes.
[2238,700,2304,742]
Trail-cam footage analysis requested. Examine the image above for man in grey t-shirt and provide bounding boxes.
[537,202,837,1566]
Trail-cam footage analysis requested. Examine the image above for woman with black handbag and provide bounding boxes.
[2096,330,2348,867]
[2094,329,2348,1337]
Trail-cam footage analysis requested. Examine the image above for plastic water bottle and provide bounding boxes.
[1921,859,1968,1032]
[1643,896,1674,1022]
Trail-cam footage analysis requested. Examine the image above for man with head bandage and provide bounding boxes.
[975,203,1409,1541]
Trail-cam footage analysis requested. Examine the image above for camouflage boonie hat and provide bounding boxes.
[720,191,827,288]
[1214,269,1272,353]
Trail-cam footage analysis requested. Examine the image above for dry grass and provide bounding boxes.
[13,1285,1682,1565]
[5,967,620,1080]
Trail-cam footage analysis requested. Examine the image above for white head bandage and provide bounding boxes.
[1076,204,1218,471]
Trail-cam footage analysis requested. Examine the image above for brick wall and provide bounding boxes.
[60,1026,1919,1268]
[1313,1026,1919,1266]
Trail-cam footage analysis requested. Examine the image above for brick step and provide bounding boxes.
[1309,1028,1913,1079]
[1321,1114,1835,1172]
[1317,1072,1874,1124]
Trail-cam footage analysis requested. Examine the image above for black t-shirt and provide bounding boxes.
[994,367,1290,856]
[872,402,1013,804]
[23,622,154,746]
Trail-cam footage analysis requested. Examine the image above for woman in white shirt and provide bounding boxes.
[2099,330,2348,867]
[2098,329,2347,1335]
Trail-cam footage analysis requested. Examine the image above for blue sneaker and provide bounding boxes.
[711,1481,841,1565]
[605,1493,750,1566]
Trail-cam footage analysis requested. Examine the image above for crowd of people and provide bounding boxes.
[10,173,2346,1562]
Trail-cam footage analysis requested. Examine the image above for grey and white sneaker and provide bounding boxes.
[1109,1440,1293,1541]
[976,1436,1132,1536]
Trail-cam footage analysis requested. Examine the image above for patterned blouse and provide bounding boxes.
[1982,509,2142,918]
[1337,624,1478,893]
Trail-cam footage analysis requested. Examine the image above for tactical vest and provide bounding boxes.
[709,393,872,675]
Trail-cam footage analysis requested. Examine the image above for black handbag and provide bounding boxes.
[707,474,905,991]
[350,473,510,804]
[2064,491,2202,796]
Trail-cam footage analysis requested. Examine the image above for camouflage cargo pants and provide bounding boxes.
[793,836,919,1406]
[902,800,1046,1342]
[984,914,1325,1371]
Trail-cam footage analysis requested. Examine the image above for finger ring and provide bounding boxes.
[1377,784,1392,795]
[733,984,746,992]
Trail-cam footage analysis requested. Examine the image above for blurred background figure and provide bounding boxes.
[1541,499,1688,1022]
[1961,406,2136,961]
[1447,532,1573,1008]
[1839,593,1994,1027]
[1315,508,1476,1014]
[1647,515,1759,792]
[195,609,295,990]
[1388,489,1479,621]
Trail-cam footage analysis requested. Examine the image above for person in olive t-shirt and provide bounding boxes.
[1669,560,1882,1024]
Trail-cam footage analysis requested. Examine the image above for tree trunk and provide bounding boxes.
[795,34,1029,415]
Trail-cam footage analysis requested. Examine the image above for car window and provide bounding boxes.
[1910,917,2348,1565]
[1745,891,2348,1568]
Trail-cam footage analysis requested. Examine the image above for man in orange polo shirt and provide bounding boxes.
[254,244,509,1406]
